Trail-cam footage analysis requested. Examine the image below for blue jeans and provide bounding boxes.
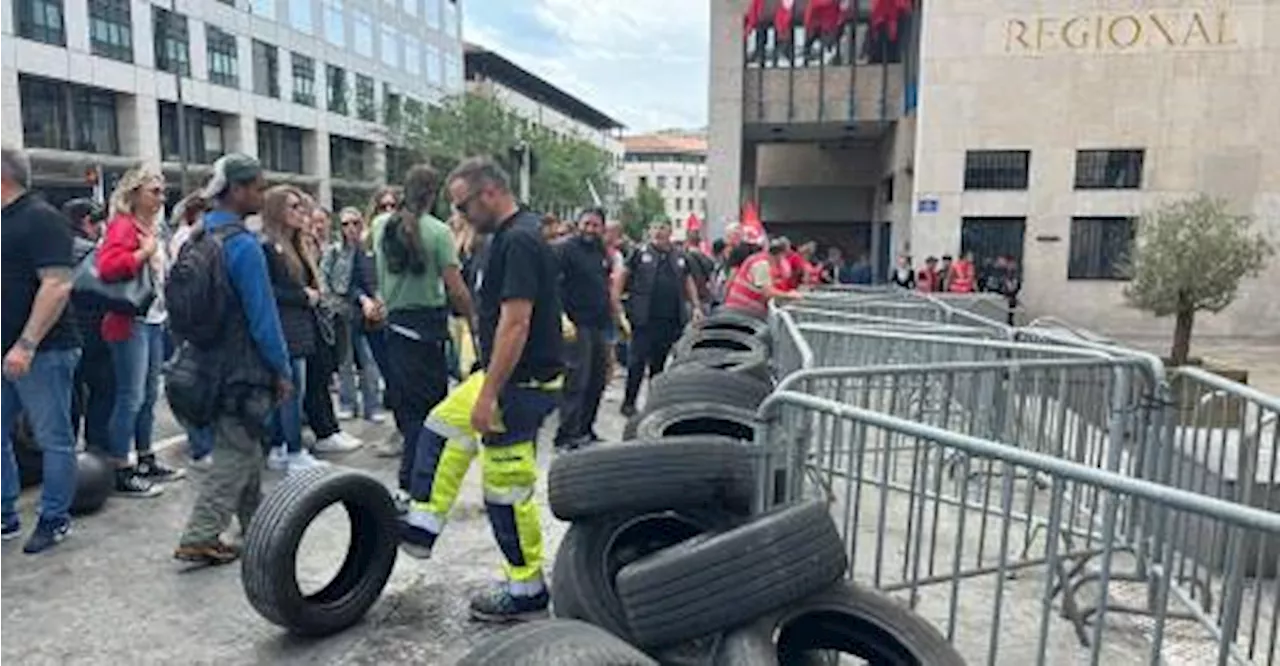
[337,322,381,419]
[2,348,82,524]
[187,426,214,461]
[271,358,306,454]
[108,321,164,462]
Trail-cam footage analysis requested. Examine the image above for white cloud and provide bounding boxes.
[464,0,709,132]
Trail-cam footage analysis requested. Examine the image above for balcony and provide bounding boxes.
[743,62,905,126]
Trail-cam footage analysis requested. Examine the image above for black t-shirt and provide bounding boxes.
[648,247,685,322]
[556,234,611,329]
[476,209,563,383]
[2,192,81,353]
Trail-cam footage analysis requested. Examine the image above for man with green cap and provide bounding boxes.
[172,154,292,565]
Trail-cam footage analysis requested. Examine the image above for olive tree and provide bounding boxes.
[1123,195,1273,365]
[618,183,667,240]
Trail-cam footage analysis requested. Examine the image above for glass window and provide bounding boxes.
[404,36,421,75]
[206,26,239,88]
[424,0,440,28]
[289,0,313,33]
[1069,217,1135,280]
[355,74,376,121]
[329,135,366,180]
[257,121,305,173]
[89,0,132,62]
[674,176,682,190]
[352,10,373,57]
[963,150,1030,190]
[250,0,275,19]
[16,0,65,46]
[159,102,225,164]
[19,75,69,150]
[291,52,315,106]
[443,0,457,36]
[1075,149,1144,190]
[383,83,401,127]
[253,40,280,98]
[380,24,399,67]
[425,43,441,85]
[322,0,344,46]
[327,64,348,115]
[71,86,119,154]
[674,198,682,211]
[656,175,667,189]
[153,7,191,77]
[444,54,460,91]
[403,0,417,17]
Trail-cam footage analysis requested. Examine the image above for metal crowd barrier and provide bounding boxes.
[759,291,1280,666]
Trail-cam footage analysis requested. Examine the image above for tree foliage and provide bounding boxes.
[397,92,613,215]
[1123,195,1273,363]
[618,183,667,240]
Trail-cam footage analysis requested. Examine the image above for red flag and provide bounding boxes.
[685,213,701,233]
[871,0,912,41]
[774,0,795,42]
[743,0,765,34]
[740,200,766,245]
[803,0,842,45]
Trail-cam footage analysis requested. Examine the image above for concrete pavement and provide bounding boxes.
[1,383,633,666]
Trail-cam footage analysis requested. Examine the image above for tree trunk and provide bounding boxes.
[1171,306,1195,366]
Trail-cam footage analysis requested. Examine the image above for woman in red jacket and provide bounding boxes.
[96,166,184,498]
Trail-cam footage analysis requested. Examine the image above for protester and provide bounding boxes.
[62,198,114,456]
[948,251,976,293]
[602,219,629,377]
[1,147,82,553]
[540,213,561,242]
[614,220,704,417]
[401,157,563,622]
[684,228,716,313]
[260,186,325,473]
[890,254,916,289]
[917,256,941,292]
[554,208,622,450]
[302,204,362,455]
[722,236,802,318]
[325,207,384,424]
[820,246,843,284]
[97,165,184,495]
[366,186,401,228]
[999,255,1022,325]
[445,213,479,382]
[174,153,290,565]
[372,164,474,500]
[937,255,953,292]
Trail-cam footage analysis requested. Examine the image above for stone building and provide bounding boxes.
[707,0,1279,336]
[621,132,708,239]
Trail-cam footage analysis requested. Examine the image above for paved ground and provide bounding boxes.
[1,380,634,666]
[1115,334,1280,395]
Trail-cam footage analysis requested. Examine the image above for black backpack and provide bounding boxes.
[166,223,246,348]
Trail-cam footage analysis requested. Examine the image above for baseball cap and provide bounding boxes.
[201,153,262,199]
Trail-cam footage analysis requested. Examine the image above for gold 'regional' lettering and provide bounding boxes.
[1003,10,1238,53]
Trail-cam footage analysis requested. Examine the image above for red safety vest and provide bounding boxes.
[949,260,975,293]
[723,252,778,317]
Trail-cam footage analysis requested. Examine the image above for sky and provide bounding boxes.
[462,0,710,134]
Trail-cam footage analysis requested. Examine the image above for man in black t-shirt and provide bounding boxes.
[553,207,620,450]
[1,148,83,554]
[400,157,562,623]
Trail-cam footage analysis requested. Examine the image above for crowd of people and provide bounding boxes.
[1,142,1022,622]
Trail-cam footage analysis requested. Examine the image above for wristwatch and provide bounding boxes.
[15,337,37,352]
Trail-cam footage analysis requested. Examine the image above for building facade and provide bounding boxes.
[464,43,625,210]
[2,0,465,210]
[622,132,708,239]
[708,0,1280,338]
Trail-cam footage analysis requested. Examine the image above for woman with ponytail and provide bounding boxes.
[371,164,473,500]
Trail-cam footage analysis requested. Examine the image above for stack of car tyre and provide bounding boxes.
[458,311,966,665]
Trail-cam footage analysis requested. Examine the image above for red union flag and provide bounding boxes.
[744,0,765,34]
[871,0,912,41]
[775,0,795,41]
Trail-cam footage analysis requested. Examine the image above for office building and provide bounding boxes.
[2,0,465,210]
[622,131,707,239]
[708,0,1279,336]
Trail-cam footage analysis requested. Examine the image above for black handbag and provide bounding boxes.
[72,247,157,315]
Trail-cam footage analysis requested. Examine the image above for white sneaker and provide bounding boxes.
[314,431,363,454]
[266,446,289,471]
[191,455,214,472]
[287,450,327,473]
[337,407,357,421]
[364,412,386,425]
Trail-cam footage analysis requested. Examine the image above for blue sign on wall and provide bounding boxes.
[917,197,939,214]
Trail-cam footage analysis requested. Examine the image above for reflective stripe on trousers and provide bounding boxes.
[409,372,560,583]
